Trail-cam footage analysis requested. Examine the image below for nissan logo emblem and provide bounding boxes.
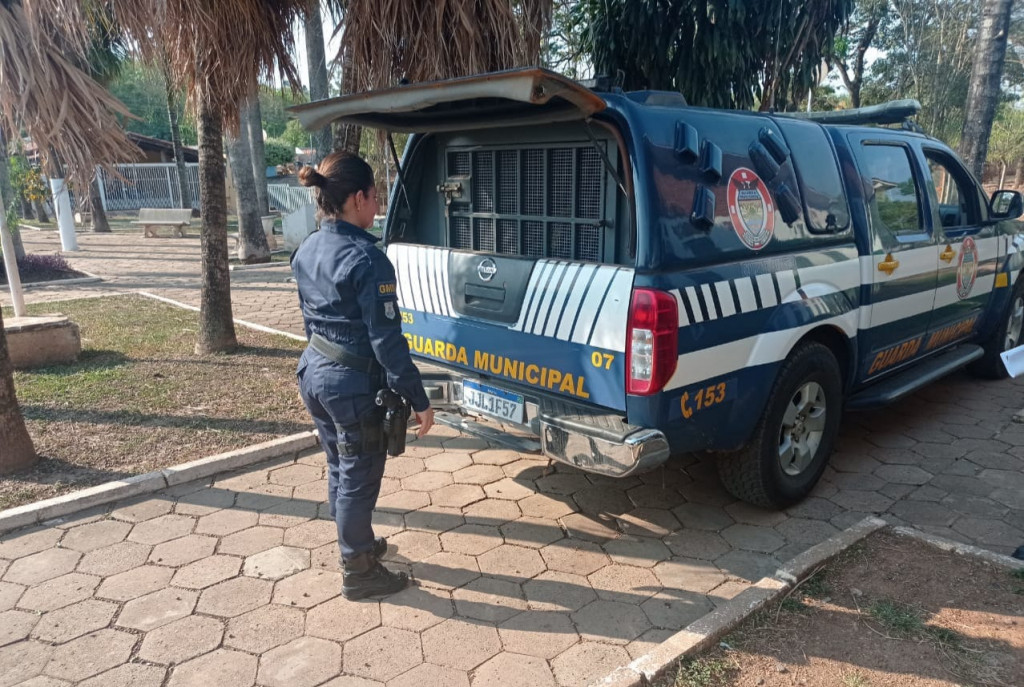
[477,258,498,282]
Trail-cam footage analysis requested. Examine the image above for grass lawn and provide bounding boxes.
[1,294,310,510]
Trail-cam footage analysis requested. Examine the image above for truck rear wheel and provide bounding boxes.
[970,276,1024,380]
[717,342,842,508]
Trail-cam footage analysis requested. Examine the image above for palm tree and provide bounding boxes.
[226,120,271,263]
[244,90,270,216]
[161,53,192,210]
[304,2,332,160]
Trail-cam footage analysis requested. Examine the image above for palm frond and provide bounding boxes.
[338,0,553,92]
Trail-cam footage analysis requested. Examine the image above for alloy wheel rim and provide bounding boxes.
[778,381,827,477]
[1005,295,1024,351]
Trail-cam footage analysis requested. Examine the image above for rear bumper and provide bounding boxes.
[419,363,670,477]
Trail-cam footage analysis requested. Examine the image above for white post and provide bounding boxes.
[96,166,107,212]
[0,188,26,317]
[49,178,78,251]
[166,166,175,207]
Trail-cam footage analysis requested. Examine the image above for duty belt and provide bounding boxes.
[308,333,380,374]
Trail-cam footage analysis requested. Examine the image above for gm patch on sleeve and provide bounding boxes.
[377,281,397,299]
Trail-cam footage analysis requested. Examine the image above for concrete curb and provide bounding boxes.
[590,516,889,687]
[22,275,103,290]
[0,431,318,535]
[891,525,1024,571]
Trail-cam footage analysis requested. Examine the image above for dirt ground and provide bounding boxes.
[665,532,1024,687]
[1,295,310,509]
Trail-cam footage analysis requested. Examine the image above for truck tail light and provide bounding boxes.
[626,288,678,395]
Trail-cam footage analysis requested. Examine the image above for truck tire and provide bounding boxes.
[717,342,843,508]
[970,276,1024,380]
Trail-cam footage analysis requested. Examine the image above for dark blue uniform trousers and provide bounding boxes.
[297,350,386,560]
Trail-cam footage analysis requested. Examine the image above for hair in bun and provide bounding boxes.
[298,165,327,188]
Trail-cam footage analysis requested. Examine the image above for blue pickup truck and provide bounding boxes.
[293,68,1024,508]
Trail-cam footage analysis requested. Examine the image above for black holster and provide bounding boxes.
[375,388,410,457]
[337,406,386,457]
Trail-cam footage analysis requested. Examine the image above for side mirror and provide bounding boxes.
[989,189,1023,220]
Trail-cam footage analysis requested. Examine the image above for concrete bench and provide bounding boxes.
[132,208,193,238]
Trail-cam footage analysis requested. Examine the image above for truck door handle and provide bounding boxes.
[940,244,955,263]
[878,253,900,275]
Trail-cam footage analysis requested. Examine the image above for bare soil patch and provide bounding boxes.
[662,531,1024,687]
[2,294,309,509]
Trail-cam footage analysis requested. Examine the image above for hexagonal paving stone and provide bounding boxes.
[219,526,285,556]
[641,589,715,630]
[517,494,577,520]
[411,551,481,590]
[243,546,309,580]
[551,641,630,687]
[714,550,781,582]
[0,608,38,646]
[61,520,132,553]
[44,629,137,682]
[167,648,257,687]
[258,636,341,687]
[376,490,431,514]
[171,555,242,589]
[874,464,934,485]
[952,516,1024,548]
[571,599,651,644]
[671,503,735,532]
[502,459,546,481]
[523,570,597,612]
[147,534,216,566]
[472,652,555,687]
[173,488,236,517]
[307,596,382,643]
[402,471,454,492]
[293,480,330,503]
[651,558,728,595]
[405,507,465,534]
[626,628,675,660]
[387,662,469,687]
[498,611,578,659]
[476,545,545,579]
[383,531,442,564]
[344,627,423,682]
[77,541,150,577]
[128,515,195,545]
[540,539,609,576]
[380,586,453,632]
[588,565,660,603]
[432,484,487,509]
[0,581,24,612]
[453,464,505,486]
[720,524,785,553]
[603,536,672,568]
[442,436,490,453]
[560,513,619,542]
[463,499,522,526]
[773,518,840,545]
[32,599,117,644]
[224,604,305,653]
[96,565,173,602]
[116,587,197,631]
[0,527,62,560]
[196,577,273,617]
[439,524,502,556]
[573,487,634,517]
[78,663,166,687]
[272,568,341,608]
[615,508,682,538]
[483,478,535,502]
[283,519,337,549]
[421,618,500,671]
[270,464,322,487]
[723,501,789,527]
[536,472,591,496]
[828,489,894,513]
[4,547,80,585]
[18,573,99,612]
[383,457,426,479]
[470,449,521,466]
[137,615,223,664]
[195,509,259,537]
[0,639,53,686]
[423,452,473,472]
[452,576,527,623]
[499,517,563,550]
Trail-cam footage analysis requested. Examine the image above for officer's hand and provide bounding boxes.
[414,408,434,438]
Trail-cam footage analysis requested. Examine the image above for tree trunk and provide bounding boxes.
[1015,158,1024,188]
[0,308,37,475]
[305,5,332,161]
[20,197,33,220]
[162,56,191,211]
[333,45,362,155]
[0,146,25,259]
[244,91,270,216]
[89,176,111,232]
[33,198,48,224]
[959,0,1015,179]
[195,92,238,354]
[225,117,270,265]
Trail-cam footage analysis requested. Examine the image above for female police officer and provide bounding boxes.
[293,152,433,600]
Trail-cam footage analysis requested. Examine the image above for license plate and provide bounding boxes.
[461,380,525,424]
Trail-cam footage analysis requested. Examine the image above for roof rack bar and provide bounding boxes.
[777,99,922,126]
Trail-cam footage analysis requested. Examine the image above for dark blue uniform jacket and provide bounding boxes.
[292,219,429,412]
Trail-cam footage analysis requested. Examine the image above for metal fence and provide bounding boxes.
[96,163,200,211]
[267,183,315,214]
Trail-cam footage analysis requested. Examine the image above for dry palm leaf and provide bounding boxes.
[0,1,139,185]
[340,0,553,92]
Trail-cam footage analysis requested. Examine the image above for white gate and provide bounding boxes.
[267,184,315,214]
[97,163,200,211]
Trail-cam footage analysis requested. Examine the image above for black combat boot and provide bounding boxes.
[339,537,387,570]
[342,552,409,600]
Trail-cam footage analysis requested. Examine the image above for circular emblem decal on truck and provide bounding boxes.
[956,236,979,300]
[727,167,775,251]
[477,258,498,281]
